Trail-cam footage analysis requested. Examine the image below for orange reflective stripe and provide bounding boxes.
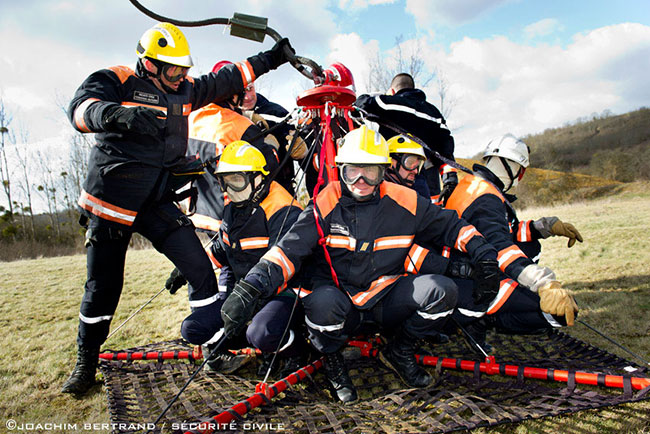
[325,235,356,250]
[379,182,417,216]
[405,244,428,274]
[446,175,505,217]
[292,287,312,298]
[487,279,517,314]
[518,221,532,242]
[351,274,404,307]
[373,235,414,251]
[235,60,256,85]
[439,164,457,175]
[315,182,342,218]
[122,101,167,114]
[260,182,303,220]
[182,103,192,116]
[78,189,137,226]
[455,225,480,252]
[441,246,451,258]
[262,246,295,282]
[239,237,270,250]
[222,231,230,246]
[189,214,221,232]
[497,245,527,271]
[205,247,223,268]
[107,65,135,84]
[73,98,100,132]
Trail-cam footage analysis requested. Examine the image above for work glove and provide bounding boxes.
[264,133,281,150]
[221,279,262,337]
[249,113,269,130]
[438,172,458,206]
[471,259,501,304]
[538,281,579,326]
[165,267,187,295]
[533,217,583,247]
[103,105,166,136]
[286,132,308,159]
[446,259,474,280]
[263,38,295,70]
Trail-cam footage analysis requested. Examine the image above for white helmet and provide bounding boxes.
[483,133,529,168]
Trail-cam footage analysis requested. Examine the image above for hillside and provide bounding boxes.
[521,107,650,181]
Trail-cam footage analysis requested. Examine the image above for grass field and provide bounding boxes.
[0,182,649,433]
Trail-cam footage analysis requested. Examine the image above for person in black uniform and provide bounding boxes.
[218,126,501,403]
[181,140,307,376]
[62,21,294,395]
[354,73,458,203]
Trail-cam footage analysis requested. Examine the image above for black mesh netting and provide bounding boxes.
[99,330,649,434]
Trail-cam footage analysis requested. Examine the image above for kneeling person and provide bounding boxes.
[180,141,306,376]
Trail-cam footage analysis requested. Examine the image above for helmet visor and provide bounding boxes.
[341,164,385,186]
[218,172,250,192]
[162,64,189,83]
[399,154,425,172]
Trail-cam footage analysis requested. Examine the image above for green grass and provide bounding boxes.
[0,183,649,433]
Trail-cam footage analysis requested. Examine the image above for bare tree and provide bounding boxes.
[0,97,15,219]
[14,125,36,238]
[35,149,62,237]
[434,67,457,120]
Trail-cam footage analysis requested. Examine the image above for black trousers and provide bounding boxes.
[77,202,219,349]
[302,274,458,353]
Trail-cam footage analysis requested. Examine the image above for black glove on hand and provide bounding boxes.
[264,38,295,70]
[165,267,187,295]
[221,279,262,337]
[438,172,458,206]
[103,105,166,136]
[471,260,501,304]
[446,259,474,279]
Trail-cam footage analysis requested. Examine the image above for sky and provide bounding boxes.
[0,0,649,197]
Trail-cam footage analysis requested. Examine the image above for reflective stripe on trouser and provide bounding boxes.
[303,275,457,352]
[78,224,131,349]
[450,276,567,333]
[78,202,220,348]
[246,296,305,356]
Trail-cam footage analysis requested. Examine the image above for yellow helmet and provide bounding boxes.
[335,126,390,165]
[386,135,426,159]
[216,141,270,175]
[136,22,193,68]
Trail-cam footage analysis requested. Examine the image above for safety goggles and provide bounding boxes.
[396,154,425,172]
[217,172,251,192]
[340,164,385,186]
[161,64,189,83]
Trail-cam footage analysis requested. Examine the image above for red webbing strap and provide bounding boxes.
[311,102,341,288]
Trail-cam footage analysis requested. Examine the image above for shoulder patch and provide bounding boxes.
[108,65,135,84]
[380,182,417,216]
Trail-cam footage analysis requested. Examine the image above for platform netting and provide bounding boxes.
[99,331,649,433]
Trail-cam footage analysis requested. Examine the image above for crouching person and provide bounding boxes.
[179,141,307,376]
[219,126,500,403]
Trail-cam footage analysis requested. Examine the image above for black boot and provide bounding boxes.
[461,319,494,355]
[205,345,252,374]
[257,352,281,379]
[324,351,358,404]
[61,346,99,395]
[380,331,432,388]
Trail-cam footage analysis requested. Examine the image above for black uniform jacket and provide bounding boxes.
[246,180,497,309]
[69,55,272,229]
[207,181,303,293]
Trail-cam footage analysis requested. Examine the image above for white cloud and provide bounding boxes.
[338,0,396,10]
[405,0,510,28]
[524,18,563,39]
[327,33,380,92]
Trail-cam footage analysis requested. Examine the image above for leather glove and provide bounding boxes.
[264,38,295,70]
[286,133,308,159]
[533,217,583,247]
[221,279,262,337]
[538,281,579,326]
[264,133,280,150]
[103,105,166,136]
[471,260,501,304]
[250,113,269,130]
[165,267,187,295]
[446,259,474,279]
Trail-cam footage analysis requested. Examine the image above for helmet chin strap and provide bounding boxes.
[485,156,520,192]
